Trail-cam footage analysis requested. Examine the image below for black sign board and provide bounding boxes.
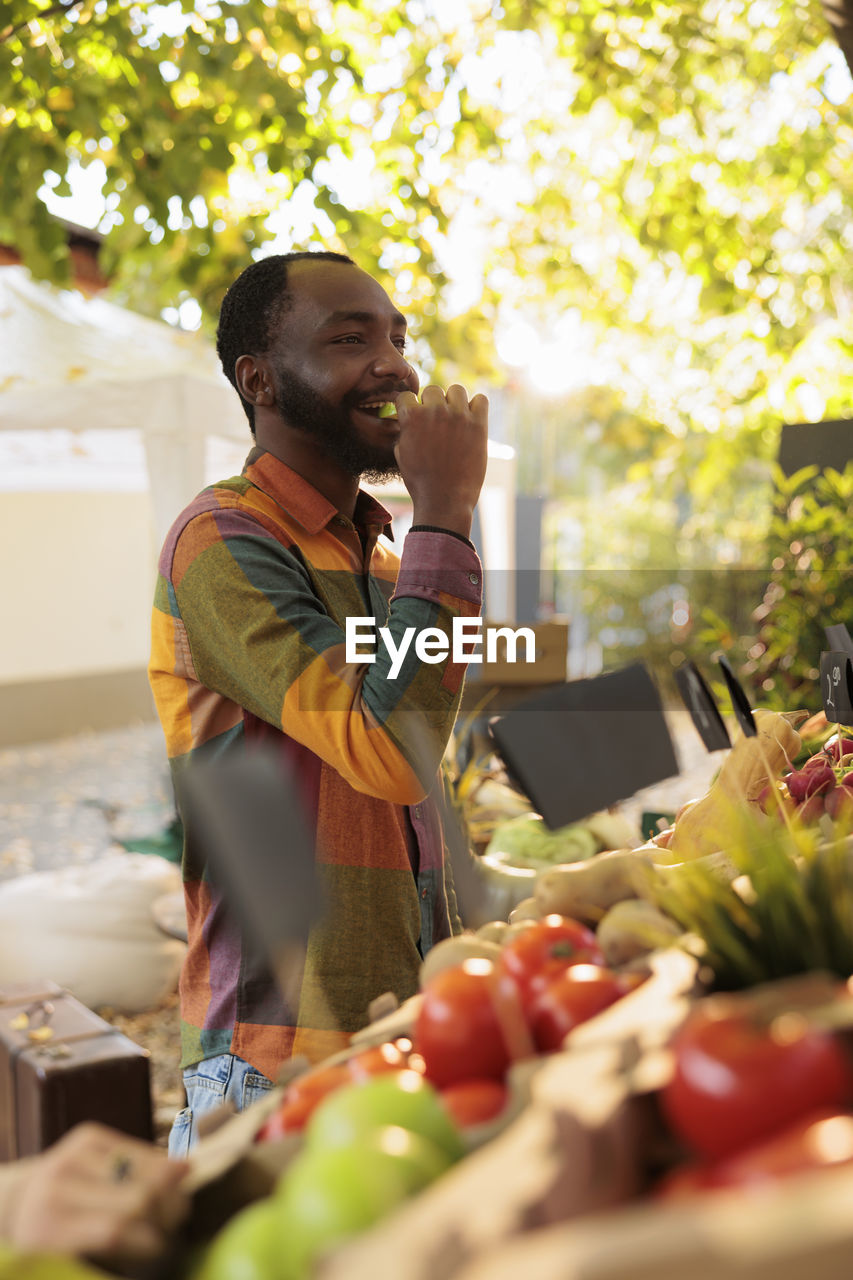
[825,624,853,658]
[488,663,678,830]
[778,420,853,477]
[717,655,757,738]
[177,749,325,992]
[820,652,853,726]
[675,661,731,752]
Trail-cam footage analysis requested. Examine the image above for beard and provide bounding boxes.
[272,362,403,483]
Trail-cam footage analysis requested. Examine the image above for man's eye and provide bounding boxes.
[393,338,408,350]
[334,335,363,344]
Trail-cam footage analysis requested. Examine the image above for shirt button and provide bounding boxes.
[468,572,479,585]
[421,888,429,899]
[412,804,422,820]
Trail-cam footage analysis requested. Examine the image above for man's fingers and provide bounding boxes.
[419,384,447,406]
[397,384,483,416]
[445,383,470,411]
[469,392,489,424]
[394,389,420,422]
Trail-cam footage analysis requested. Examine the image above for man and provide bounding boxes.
[149,250,488,1154]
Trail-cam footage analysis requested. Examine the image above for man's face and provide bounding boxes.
[267,261,419,481]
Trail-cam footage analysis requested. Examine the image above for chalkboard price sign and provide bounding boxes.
[674,661,731,752]
[820,652,853,726]
[825,624,853,658]
[489,663,678,830]
[717,655,757,738]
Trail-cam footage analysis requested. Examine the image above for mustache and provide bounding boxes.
[346,384,411,408]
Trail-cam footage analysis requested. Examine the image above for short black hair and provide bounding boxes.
[216,250,355,432]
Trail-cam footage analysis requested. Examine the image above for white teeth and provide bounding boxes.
[358,401,397,418]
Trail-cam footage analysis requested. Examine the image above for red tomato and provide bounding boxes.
[255,1061,351,1141]
[255,1095,315,1141]
[528,964,629,1052]
[346,1040,411,1081]
[439,1078,510,1128]
[703,1108,853,1187]
[414,958,534,1089]
[661,1000,853,1161]
[497,915,605,1007]
[658,1109,853,1197]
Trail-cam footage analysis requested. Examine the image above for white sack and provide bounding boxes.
[0,851,186,1013]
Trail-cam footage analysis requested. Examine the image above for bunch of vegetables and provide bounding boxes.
[483,810,640,871]
[759,732,853,826]
[217,914,647,1279]
[643,809,853,990]
[255,914,643,1149]
[486,710,853,991]
[197,705,853,1278]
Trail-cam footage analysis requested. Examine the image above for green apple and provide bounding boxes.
[275,1125,448,1276]
[0,1248,108,1280]
[191,1197,292,1280]
[305,1069,465,1161]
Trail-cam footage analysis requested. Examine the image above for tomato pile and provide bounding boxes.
[415,916,640,1080]
[257,914,643,1145]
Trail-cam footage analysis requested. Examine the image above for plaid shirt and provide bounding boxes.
[149,448,482,1080]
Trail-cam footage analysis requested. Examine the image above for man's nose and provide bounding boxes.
[372,344,416,386]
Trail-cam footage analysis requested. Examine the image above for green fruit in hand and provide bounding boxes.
[305,1069,465,1161]
[192,1198,291,1280]
[275,1126,447,1277]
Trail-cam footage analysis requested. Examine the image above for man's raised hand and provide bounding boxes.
[394,383,489,539]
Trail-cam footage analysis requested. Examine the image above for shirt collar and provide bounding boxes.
[243,447,394,540]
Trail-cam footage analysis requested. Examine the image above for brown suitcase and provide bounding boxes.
[0,980,153,1160]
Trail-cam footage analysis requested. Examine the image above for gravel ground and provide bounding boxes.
[0,721,183,1145]
[0,721,175,881]
[0,710,722,1148]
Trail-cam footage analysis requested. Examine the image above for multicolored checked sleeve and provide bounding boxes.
[149,450,482,1079]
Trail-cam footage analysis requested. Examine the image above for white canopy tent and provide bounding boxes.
[0,265,249,542]
[0,266,516,612]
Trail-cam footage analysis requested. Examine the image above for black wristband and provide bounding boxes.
[409,524,476,550]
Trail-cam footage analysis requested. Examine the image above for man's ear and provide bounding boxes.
[235,355,275,407]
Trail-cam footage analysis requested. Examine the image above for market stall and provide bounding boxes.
[173,699,853,1280]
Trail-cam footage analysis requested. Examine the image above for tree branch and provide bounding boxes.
[822,0,853,77]
[0,0,85,45]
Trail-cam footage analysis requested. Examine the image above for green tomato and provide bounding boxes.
[192,1198,292,1280]
[305,1069,465,1161]
[275,1126,447,1277]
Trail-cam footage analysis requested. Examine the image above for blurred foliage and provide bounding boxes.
[2,0,851,370]
[2,0,852,681]
[698,463,853,713]
[0,0,470,344]
[542,474,766,704]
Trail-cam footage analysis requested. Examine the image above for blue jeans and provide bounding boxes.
[167,1053,274,1157]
